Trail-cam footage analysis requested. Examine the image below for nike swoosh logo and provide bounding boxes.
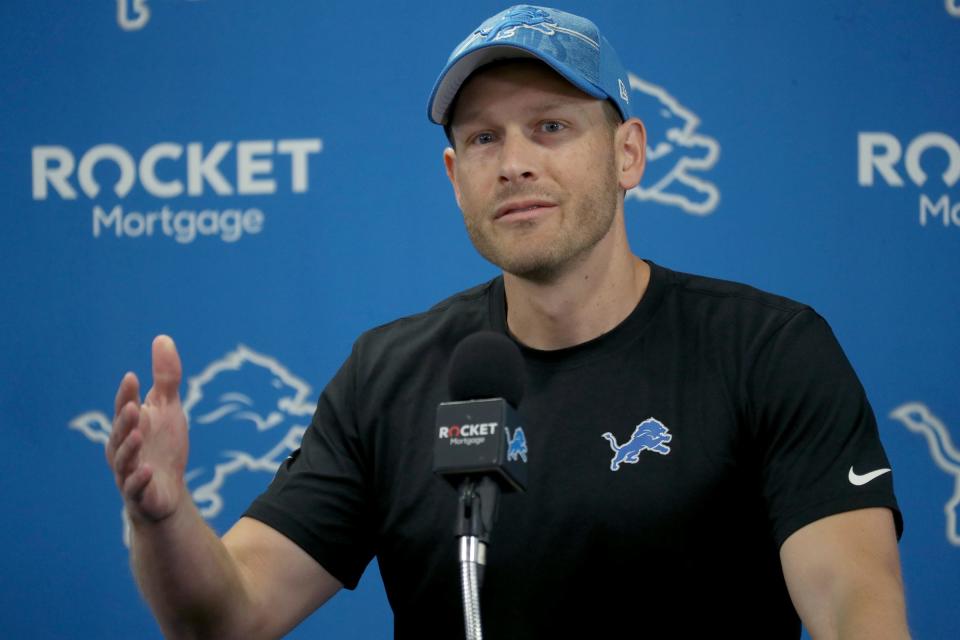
[848,466,891,486]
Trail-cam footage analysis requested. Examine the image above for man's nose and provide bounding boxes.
[498,130,538,184]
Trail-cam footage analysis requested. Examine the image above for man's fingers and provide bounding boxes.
[149,335,182,404]
[113,427,143,485]
[123,464,153,503]
[113,372,140,420]
[107,401,139,464]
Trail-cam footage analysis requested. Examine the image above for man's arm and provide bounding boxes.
[780,507,909,639]
[108,336,341,639]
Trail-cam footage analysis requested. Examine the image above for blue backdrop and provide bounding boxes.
[1,1,957,638]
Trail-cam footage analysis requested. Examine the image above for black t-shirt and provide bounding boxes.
[245,261,902,638]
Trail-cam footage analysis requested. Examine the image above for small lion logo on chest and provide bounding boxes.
[601,418,673,471]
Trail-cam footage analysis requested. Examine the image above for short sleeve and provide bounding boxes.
[748,309,903,547]
[243,345,376,589]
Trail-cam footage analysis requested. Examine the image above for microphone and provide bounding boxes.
[432,331,529,640]
[433,331,528,492]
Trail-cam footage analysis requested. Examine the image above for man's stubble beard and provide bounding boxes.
[461,155,621,283]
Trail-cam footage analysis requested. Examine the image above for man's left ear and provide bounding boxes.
[616,118,646,191]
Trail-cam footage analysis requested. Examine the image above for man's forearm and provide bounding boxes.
[129,498,255,639]
[835,585,910,640]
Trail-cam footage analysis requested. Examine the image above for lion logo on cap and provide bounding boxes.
[479,7,556,41]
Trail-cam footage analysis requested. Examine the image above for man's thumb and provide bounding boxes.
[151,335,182,401]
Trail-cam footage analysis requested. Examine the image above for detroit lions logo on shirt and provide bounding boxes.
[505,426,528,463]
[602,418,672,471]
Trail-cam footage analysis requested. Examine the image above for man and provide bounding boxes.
[106,5,909,638]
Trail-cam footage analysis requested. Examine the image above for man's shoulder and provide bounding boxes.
[655,267,816,327]
[661,264,808,316]
[651,262,820,347]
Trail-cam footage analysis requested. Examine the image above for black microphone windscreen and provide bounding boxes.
[448,331,525,407]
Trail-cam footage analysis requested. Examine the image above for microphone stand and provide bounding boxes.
[454,476,500,640]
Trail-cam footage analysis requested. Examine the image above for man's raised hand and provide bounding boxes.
[106,335,190,524]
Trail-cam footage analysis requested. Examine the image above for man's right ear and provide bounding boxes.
[443,147,463,209]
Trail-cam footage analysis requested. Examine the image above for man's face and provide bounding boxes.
[443,61,624,281]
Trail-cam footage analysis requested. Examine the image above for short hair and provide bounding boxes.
[442,59,623,148]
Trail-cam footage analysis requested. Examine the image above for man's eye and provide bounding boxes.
[473,132,495,145]
[541,121,566,133]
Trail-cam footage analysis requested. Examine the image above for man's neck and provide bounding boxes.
[502,226,650,351]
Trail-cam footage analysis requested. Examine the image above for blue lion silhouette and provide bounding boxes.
[601,418,672,471]
[479,7,554,40]
[506,426,528,463]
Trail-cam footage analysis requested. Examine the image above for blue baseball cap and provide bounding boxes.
[428,5,632,125]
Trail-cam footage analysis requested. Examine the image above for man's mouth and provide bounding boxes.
[495,200,557,220]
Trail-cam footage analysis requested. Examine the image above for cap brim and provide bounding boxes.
[428,43,607,125]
